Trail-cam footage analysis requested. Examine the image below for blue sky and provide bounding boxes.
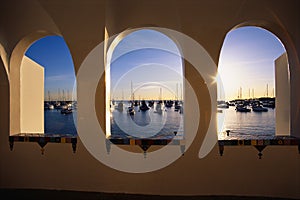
[110,29,183,101]
[24,27,286,102]
[25,35,76,101]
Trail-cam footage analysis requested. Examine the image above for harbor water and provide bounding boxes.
[110,101,184,139]
[218,106,275,140]
[44,102,275,140]
[44,108,77,136]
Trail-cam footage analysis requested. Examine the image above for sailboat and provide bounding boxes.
[154,88,163,114]
[116,101,123,112]
[252,104,268,112]
[262,83,275,109]
[139,100,149,111]
[235,104,251,112]
[155,100,163,114]
[46,90,55,110]
[61,106,73,114]
[127,81,135,115]
[174,83,181,112]
[48,104,54,110]
[115,90,124,112]
[128,106,135,115]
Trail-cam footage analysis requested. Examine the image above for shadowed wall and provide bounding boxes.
[0,0,299,199]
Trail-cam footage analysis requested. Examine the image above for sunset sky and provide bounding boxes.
[25,26,286,102]
[110,29,184,101]
[218,26,286,100]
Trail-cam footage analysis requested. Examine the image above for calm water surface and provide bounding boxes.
[44,109,77,136]
[44,104,275,140]
[110,101,184,139]
[218,106,275,139]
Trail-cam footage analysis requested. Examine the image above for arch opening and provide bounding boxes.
[10,34,77,136]
[217,25,289,140]
[105,28,185,141]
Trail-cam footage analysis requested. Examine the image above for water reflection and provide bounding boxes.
[218,106,275,140]
[111,101,184,139]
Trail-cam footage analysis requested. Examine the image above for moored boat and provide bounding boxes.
[48,104,54,110]
[252,105,268,112]
[235,105,251,112]
[155,101,163,114]
[127,104,135,115]
[61,107,73,114]
[116,101,124,112]
[139,100,149,111]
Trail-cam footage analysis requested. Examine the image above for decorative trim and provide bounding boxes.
[218,137,300,158]
[106,136,185,157]
[9,133,77,154]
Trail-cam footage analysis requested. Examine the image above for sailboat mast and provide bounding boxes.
[58,88,61,101]
[176,83,178,100]
[131,81,134,102]
[62,89,65,102]
[48,90,51,102]
[159,88,162,101]
[248,88,250,99]
[240,87,242,99]
[180,83,183,101]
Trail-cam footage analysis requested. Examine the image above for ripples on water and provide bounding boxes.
[44,109,77,136]
[111,102,184,139]
[44,103,275,140]
[218,106,275,139]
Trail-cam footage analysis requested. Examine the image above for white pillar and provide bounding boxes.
[20,56,44,134]
[275,52,290,136]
